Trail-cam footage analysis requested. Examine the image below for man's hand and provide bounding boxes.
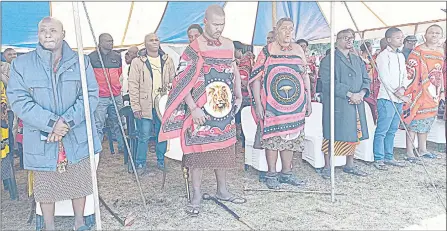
[305,102,312,117]
[47,133,63,143]
[133,111,142,120]
[395,87,405,98]
[53,118,69,136]
[234,97,242,114]
[255,103,264,120]
[191,107,208,126]
[400,95,411,104]
[349,93,363,104]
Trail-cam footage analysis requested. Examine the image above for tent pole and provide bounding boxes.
[272,1,277,28]
[72,2,102,229]
[329,1,336,203]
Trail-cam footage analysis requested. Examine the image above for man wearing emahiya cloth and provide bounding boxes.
[159,4,246,216]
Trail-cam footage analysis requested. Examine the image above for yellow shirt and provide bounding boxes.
[1,81,9,158]
[148,55,162,103]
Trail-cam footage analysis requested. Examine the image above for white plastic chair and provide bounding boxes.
[241,107,282,172]
[302,102,346,168]
[159,95,183,161]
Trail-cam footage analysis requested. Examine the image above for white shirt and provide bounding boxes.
[376,46,410,103]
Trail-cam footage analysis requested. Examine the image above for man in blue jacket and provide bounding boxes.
[7,16,101,231]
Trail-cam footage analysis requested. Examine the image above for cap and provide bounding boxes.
[404,35,418,42]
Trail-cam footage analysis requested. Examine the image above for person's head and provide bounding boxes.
[403,35,418,50]
[3,48,17,64]
[144,33,160,53]
[275,18,294,44]
[385,27,404,49]
[424,24,443,46]
[204,4,225,39]
[296,39,309,51]
[99,33,114,52]
[325,48,331,56]
[360,41,372,54]
[379,37,388,51]
[187,24,203,43]
[125,46,138,64]
[336,29,355,50]
[37,17,65,52]
[233,41,253,59]
[267,31,275,44]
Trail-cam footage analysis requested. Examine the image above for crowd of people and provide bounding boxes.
[0,4,445,230]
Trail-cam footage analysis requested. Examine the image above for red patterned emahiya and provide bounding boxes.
[159,39,237,154]
[249,43,307,140]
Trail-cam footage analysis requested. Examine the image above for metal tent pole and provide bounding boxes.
[329,1,336,203]
[72,2,102,229]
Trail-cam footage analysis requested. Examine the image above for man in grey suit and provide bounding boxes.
[319,29,371,179]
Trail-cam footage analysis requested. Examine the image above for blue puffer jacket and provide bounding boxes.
[6,41,102,171]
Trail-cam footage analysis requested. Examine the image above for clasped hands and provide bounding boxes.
[47,118,70,143]
[348,90,367,105]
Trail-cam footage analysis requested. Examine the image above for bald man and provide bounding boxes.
[89,33,126,154]
[128,33,175,173]
[159,4,246,216]
[7,16,101,230]
[125,46,139,65]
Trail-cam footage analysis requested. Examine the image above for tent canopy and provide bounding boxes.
[1,1,446,50]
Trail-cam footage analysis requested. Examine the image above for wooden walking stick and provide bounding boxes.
[202,193,255,230]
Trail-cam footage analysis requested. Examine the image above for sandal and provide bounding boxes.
[265,172,280,189]
[215,195,247,204]
[421,153,439,159]
[279,172,306,186]
[185,204,200,217]
[320,168,331,180]
[373,161,388,171]
[405,157,423,165]
[74,225,91,231]
[384,159,407,167]
[343,166,368,177]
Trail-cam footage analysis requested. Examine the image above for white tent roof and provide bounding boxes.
[2,1,446,52]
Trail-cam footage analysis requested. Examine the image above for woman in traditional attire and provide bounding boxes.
[249,18,312,189]
[403,24,445,160]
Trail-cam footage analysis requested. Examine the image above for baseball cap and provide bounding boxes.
[404,35,418,42]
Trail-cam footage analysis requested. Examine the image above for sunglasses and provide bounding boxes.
[337,36,354,41]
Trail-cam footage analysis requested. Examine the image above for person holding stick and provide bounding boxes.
[7,17,102,230]
[159,5,246,216]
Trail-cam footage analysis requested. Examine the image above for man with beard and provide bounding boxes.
[128,33,176,173]
[89,33,125,153]
[159,4,245,216]
[319,29,371,179]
